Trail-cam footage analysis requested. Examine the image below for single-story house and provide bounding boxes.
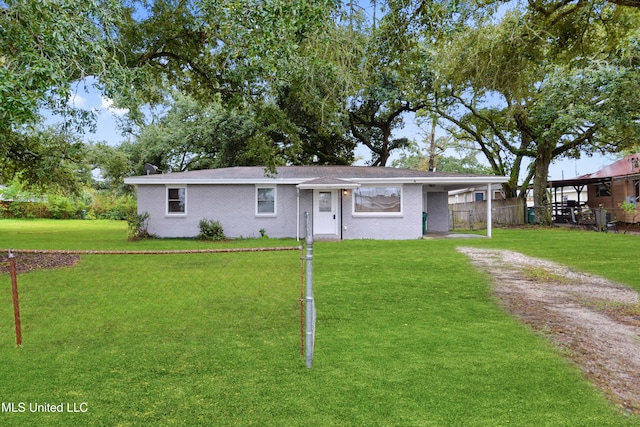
[124,166,509,240]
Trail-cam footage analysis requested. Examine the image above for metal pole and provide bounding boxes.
[486,183,492,238]
[296,187,300,241]
[299,245,305,357]
[304,212,315,368]
[8,249,22,346]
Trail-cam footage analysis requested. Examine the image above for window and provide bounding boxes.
[474,191,485,202]
[353,186,402,215]
[596,183,611,197]
[318,192,332,212]
[167,187,186,214]
[256,186,276,215]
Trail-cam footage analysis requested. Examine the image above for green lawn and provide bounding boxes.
[0,220,639,426]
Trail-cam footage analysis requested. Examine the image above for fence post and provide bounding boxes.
[8,249,22,346]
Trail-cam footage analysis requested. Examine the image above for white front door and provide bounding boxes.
[313,190,338,235]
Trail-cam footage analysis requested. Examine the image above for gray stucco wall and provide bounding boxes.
[138,184,300,238]
[136,182,449,240]
[340,184,424,240]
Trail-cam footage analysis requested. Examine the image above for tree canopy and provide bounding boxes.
[405,0,640,221]
[0,0,134,191]
[0,0,126,130]
[3,0,640,210]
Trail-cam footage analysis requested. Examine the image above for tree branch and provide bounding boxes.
[551,124,600,158]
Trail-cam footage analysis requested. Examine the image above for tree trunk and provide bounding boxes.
[377,124,392,166]
[428,115,437,172]
[532,150,553,225]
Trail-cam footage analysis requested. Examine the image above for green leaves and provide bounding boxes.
[421,0,640,207]
[0,0,126,130]
[0,125,90,194]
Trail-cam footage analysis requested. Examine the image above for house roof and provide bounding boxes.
[577,154,640,179]
[547,154,640,188]
[296,177,361,190]
[124,165,508,190]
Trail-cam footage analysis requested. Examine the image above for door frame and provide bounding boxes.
[313,189,339,237]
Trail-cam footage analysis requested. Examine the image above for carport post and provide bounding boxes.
[304,212,315,368]
[487,183,492,238]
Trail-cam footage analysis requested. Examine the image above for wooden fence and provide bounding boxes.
[449,198,526,229]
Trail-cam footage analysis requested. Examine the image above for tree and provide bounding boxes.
[345,6,433,166]
[419,2,640,223]
[0,0,126,130]
[120,92,345,173]
[106,0,357,171]
[392,138,494,174]
[1,0,347,189]
[276,84,356,165]
[86,141,133,193]
[113,1,340,113]
[0,125,90,194]
[120,95,254,173]
[0,0,135,190]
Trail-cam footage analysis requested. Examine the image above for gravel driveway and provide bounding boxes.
[459,247,640,415]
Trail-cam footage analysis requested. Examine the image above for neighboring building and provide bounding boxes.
[525,186,584,208]
[124,166,508,240]
[548,154,640,223]
[448,186,505,205]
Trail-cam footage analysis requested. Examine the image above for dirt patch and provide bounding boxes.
[458,247,640,415]
[0,253,81,275]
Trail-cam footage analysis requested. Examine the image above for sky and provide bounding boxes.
[63,79,129,132]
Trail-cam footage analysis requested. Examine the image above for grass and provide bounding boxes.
[466,226,640,291]
[0,220,639,425]
[521,265,574,284]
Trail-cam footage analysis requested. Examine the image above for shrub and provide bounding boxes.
[89,191,137,220]
[198,218,226,241]
[48,194,84,219]
[126,212,152,240]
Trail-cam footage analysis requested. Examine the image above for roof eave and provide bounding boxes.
[123,177,305,185]
[123,175,510,186]
[297,183,361,189]
[354,176,509,185]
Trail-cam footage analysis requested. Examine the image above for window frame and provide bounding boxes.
[166,186,187,216]
[474,191,486,202]
[596,182,611,198]
[256,185,277,216]
[352,185,403,217]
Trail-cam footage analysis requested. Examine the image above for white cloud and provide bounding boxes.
[69,93,87,108]
[101,97,129,116]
